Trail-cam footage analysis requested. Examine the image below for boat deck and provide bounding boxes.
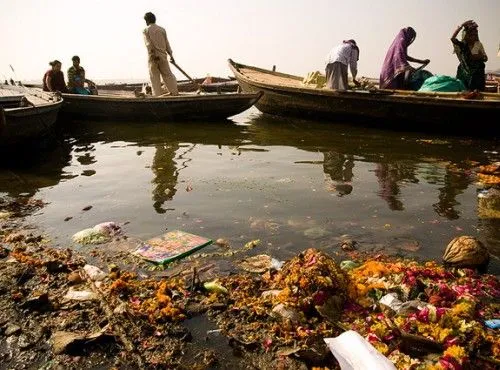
[236,65,500,102]
[0,85,58,106]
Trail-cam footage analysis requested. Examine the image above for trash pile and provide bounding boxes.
[477,162,500,220]
[477,162,500,187]
[206,249,499,369]
[1,197,499,369]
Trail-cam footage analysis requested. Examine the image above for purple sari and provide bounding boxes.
[380,27,416,89]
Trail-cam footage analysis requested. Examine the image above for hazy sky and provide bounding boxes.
[1,0,499,82]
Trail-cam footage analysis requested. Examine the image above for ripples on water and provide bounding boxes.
[0,108,498,272]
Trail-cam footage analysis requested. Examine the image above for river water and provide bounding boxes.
[1,108,499,272]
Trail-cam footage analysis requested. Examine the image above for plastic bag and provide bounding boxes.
[418,75,466,92]
[324,331,396,370]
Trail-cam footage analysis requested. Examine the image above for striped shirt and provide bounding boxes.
[67,66,85,89]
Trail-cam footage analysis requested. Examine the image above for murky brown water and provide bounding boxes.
[0,107,499,273]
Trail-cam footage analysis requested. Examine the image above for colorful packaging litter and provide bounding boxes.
[133,230,212,264]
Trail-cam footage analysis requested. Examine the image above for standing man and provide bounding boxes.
[143,12,178,96]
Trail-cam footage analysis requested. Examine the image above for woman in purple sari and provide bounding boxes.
[380,27,430,90]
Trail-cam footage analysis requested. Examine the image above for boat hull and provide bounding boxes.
[1,100,62,146]
[61,92,262,121]
[229,60,500,134]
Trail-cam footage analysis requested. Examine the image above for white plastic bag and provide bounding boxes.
[324,331,396,370]
[83,265,107,281]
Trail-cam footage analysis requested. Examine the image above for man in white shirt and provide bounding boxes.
[325,40,360,90]
[143,12,179,96]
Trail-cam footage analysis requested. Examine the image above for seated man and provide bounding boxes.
[67,56,97,95]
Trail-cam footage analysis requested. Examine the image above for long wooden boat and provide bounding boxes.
[0,86,63,147]
[60,91,262,121]
[228,59,500,134]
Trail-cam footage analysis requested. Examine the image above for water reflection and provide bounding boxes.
[433,164,472,220]
[151,144,180,214]
[1,114,499,264]
[323,152,354,197]
[0,140,73,197]
[374,162,419,211]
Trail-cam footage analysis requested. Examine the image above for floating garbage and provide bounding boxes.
[0,211,12,220]
[206,249,499,368]
[340,260,359,271]
[51,329,112,355]
[324,330,397,370]
[442,235,490,267]
[244,239,261,250]
[203,280,228,295]
[303,227,331,240]
[478,188,500,219]
[63,289,98,302]
[133,230,212,264]
[83,265,107,281]
[72,222,122,245]
[485,320,500,330]
[477,162,500,185]
[239,255,273,273]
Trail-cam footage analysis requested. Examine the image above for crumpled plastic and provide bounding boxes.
[324,330,397,370]
[72,222,122,245]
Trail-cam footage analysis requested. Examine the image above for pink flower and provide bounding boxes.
[263,338,273,352]
[417,307,430,323]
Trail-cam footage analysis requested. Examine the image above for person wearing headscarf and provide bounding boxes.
[42,60,68,93]
[379,27,430,90]
[325,39,360,90]
[451,20,488,91]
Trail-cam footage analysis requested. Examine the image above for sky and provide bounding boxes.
[1,0,499,82]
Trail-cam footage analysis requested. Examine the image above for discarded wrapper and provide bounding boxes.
[324,330,397,370]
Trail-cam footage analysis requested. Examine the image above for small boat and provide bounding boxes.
[60,91,262,121]
[98,77,239,94]
[0,95,24,109]
[228,59,500,134]
[0,86,63,147]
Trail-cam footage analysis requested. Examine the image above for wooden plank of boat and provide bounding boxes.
[0,95,24,109]
[0,86,63,146]
[96,77,239,93]
[228,59,500,132]
[60,91,262,121]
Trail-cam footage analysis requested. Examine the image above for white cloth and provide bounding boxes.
[143,24,173,59]
[326,43,358,78]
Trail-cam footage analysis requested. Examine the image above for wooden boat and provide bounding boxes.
[0,86,63,147]
[60,91,262,121]
[0,95,24,109]
[229,59,500,134]
[97,77,239,94]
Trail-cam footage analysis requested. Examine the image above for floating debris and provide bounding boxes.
[304,227,331,240]
[72,222,122,245]
[443,236,490,267]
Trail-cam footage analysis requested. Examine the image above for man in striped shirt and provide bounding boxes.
[67,56,96,95]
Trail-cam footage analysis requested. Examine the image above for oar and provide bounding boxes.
[171,62,202,94]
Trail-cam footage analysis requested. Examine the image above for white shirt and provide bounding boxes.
[143,24,173,59]
[326,43,358,77]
